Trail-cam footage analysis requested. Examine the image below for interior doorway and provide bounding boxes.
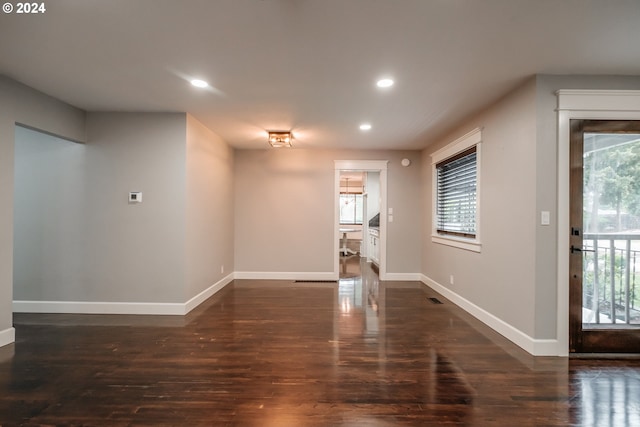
[338,172,365,259]
[338,171,381,278]
[334,160,388,281]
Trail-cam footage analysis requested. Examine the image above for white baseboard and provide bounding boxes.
[384,272,422,281]
[420,274,560,356]
[13,274,237,316]
[235,271,421,282]
[184,273,234,314]
[13,300,185,315]
[0,327,15,347]
[234,271,337,281]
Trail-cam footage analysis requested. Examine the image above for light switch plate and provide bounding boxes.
[541,210,550,225]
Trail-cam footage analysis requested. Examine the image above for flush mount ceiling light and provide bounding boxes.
[359,123,372,131]
[268,131,292,148]
[376,78,394,88]
[190,79,209,88]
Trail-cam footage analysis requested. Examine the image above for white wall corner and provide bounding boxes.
[184,273,235,314]
[0,327,15,348]
[420,274,560,356]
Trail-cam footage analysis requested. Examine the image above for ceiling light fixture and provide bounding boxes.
[268,131,292,148]
[190,79,209,88]
[343,177,351,204]
[359,123,372,131]
[376,78,394,88]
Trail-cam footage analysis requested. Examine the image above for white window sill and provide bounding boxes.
[432,235,482,253]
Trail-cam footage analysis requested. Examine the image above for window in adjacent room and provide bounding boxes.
[431,128,482,252]
[340,193,363,224]
[340,177,363,225]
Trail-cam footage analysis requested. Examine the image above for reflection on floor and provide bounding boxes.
[339,251,363,279]
[338,256,379,339]
[1,257,640,426]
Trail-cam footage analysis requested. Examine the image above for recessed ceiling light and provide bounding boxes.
[359,123,372,131]
[190,79,209,88]
[376,78,394,88]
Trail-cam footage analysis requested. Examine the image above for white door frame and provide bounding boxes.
[334,160,389,280]
[556,90,640,356]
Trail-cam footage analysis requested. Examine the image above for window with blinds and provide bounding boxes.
[436,146,477,238]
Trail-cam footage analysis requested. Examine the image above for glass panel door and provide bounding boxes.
[570,120,640,353]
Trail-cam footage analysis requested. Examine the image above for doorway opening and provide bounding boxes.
[334,160,388,281]
[13,125,85,308]
[338,171,380,279]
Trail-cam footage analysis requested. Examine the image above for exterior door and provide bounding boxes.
[570,119,640,353]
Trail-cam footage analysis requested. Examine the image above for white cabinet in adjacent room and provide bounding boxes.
[369,228,380,266]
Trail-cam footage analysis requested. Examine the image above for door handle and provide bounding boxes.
[571,245,595,254]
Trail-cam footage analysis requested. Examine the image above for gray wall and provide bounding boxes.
[422,74,640,343]
[234,149,422,275]
[0,76,85,342]
[422,78,539,337]
[12,109,238,310]
[533,74,640,338]
[82,113,187,303]
[13,126,86,300]
[14,113,188,304]
[185,115,235,300]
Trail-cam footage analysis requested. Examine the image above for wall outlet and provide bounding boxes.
[450,275,454,285]
[221,265,224,274]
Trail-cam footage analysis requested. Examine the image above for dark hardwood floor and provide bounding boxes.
[1,257,640,426]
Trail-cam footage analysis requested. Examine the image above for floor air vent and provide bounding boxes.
[428,297,443,304]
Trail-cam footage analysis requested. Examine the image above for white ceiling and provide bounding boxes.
[1,0,640,150]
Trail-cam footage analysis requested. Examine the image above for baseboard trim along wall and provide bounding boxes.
[13,274,236,316]
[0,327,15,348]
[13,300,186,315]
[384,273,422,281]
[234,271,422,281]
[420,274,559,356]
[234,271,338,281]
[184,273,234,314]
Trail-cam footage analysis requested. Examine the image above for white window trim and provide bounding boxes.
[431,128,482,252]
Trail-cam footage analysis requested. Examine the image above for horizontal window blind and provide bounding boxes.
[436,146,477,238]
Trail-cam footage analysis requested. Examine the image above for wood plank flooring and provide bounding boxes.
[1,257,640,426]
